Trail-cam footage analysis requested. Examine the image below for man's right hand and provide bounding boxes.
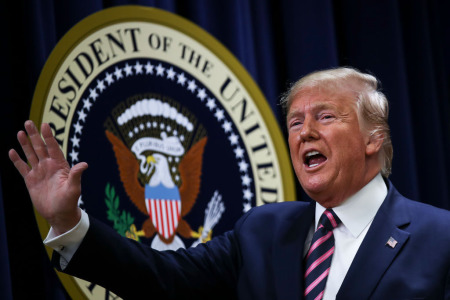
[9,120,88,235]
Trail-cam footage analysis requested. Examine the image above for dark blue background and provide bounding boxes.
[1,1,449,299]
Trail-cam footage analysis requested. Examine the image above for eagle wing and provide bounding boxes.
[105,130,147,215]
[179,137,207,216]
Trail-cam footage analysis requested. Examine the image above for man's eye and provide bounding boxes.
[289,121,303,128]
[320,114,334,120]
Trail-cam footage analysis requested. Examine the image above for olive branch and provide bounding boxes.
[105,183,135,237]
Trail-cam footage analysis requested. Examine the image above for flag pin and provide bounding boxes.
[386,237,398,248]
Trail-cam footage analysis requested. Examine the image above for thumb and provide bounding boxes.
[68,162,88,186]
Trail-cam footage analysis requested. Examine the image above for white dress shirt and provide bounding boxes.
[44,209,89,269]
[303,173,387,300]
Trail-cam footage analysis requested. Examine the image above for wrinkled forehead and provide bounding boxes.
[287,86,359,116]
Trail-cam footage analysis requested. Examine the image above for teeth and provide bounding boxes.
[305,151,321,168]
[306,151,320,157]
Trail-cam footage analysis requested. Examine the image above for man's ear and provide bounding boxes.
[366,132,384,156]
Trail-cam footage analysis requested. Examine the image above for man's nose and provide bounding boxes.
[300,117,319,142]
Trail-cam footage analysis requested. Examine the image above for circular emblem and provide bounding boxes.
[30,6,296,299]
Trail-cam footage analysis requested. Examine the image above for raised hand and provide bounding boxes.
[9,120,88,235]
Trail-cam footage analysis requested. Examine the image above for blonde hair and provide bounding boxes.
[280,67,393,177]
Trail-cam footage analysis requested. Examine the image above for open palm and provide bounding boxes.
[9,121,88,235]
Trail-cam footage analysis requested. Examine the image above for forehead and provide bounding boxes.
[287,88,357,117]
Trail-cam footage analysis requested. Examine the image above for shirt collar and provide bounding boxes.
[315,173,387,238]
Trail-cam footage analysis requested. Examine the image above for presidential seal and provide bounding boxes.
[30,6,296,299]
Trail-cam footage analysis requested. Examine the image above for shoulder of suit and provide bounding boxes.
[400,195,449,215]
[232,201,311,236]
[252,200,310,213]
[388,182,449,220]
[399,196,450,230]
[238,201,310,224]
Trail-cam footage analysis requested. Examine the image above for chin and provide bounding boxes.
[300,178,328,198]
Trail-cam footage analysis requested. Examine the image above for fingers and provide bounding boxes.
[25,120,49,161]
[13,120,84,179]
[41,123,65,161]
[8,148,31,178]
[68,162,88,187]
[16,129,39,167]
[16,121,63,168]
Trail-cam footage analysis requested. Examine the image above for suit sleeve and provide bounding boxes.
[52,215,241,300]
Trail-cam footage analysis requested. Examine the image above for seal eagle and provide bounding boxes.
[105,130,207,245]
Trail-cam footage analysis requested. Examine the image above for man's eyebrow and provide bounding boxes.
[287,102,338,119]
[312,102,338,111]
[286,109,303,120]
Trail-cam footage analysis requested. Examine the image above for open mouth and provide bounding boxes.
[304,150,327,168]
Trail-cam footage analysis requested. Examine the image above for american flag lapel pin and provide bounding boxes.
[386,236,398,248]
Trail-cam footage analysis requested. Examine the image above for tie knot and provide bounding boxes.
[319,209,341,231]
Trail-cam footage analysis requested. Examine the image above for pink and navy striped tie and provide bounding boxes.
[304,209,341,300]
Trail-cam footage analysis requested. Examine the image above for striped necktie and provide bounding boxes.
[304,209,341,300]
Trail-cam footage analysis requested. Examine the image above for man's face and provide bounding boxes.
[287,88,373,207]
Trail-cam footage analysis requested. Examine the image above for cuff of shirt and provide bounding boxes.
[43,209,90,269]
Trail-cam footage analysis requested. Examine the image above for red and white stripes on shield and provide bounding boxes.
[146,199,181,239]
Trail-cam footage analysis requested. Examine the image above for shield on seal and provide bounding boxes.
[145,183,182,240]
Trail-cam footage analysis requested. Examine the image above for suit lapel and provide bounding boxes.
[337,182,411,299]
[273,201,315,300]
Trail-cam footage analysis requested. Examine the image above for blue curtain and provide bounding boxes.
[0,175,12,300]
[2,0,449,298]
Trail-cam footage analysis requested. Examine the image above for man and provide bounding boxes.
[9,67,450,299]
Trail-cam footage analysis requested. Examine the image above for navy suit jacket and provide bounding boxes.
[56,181,450,299]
